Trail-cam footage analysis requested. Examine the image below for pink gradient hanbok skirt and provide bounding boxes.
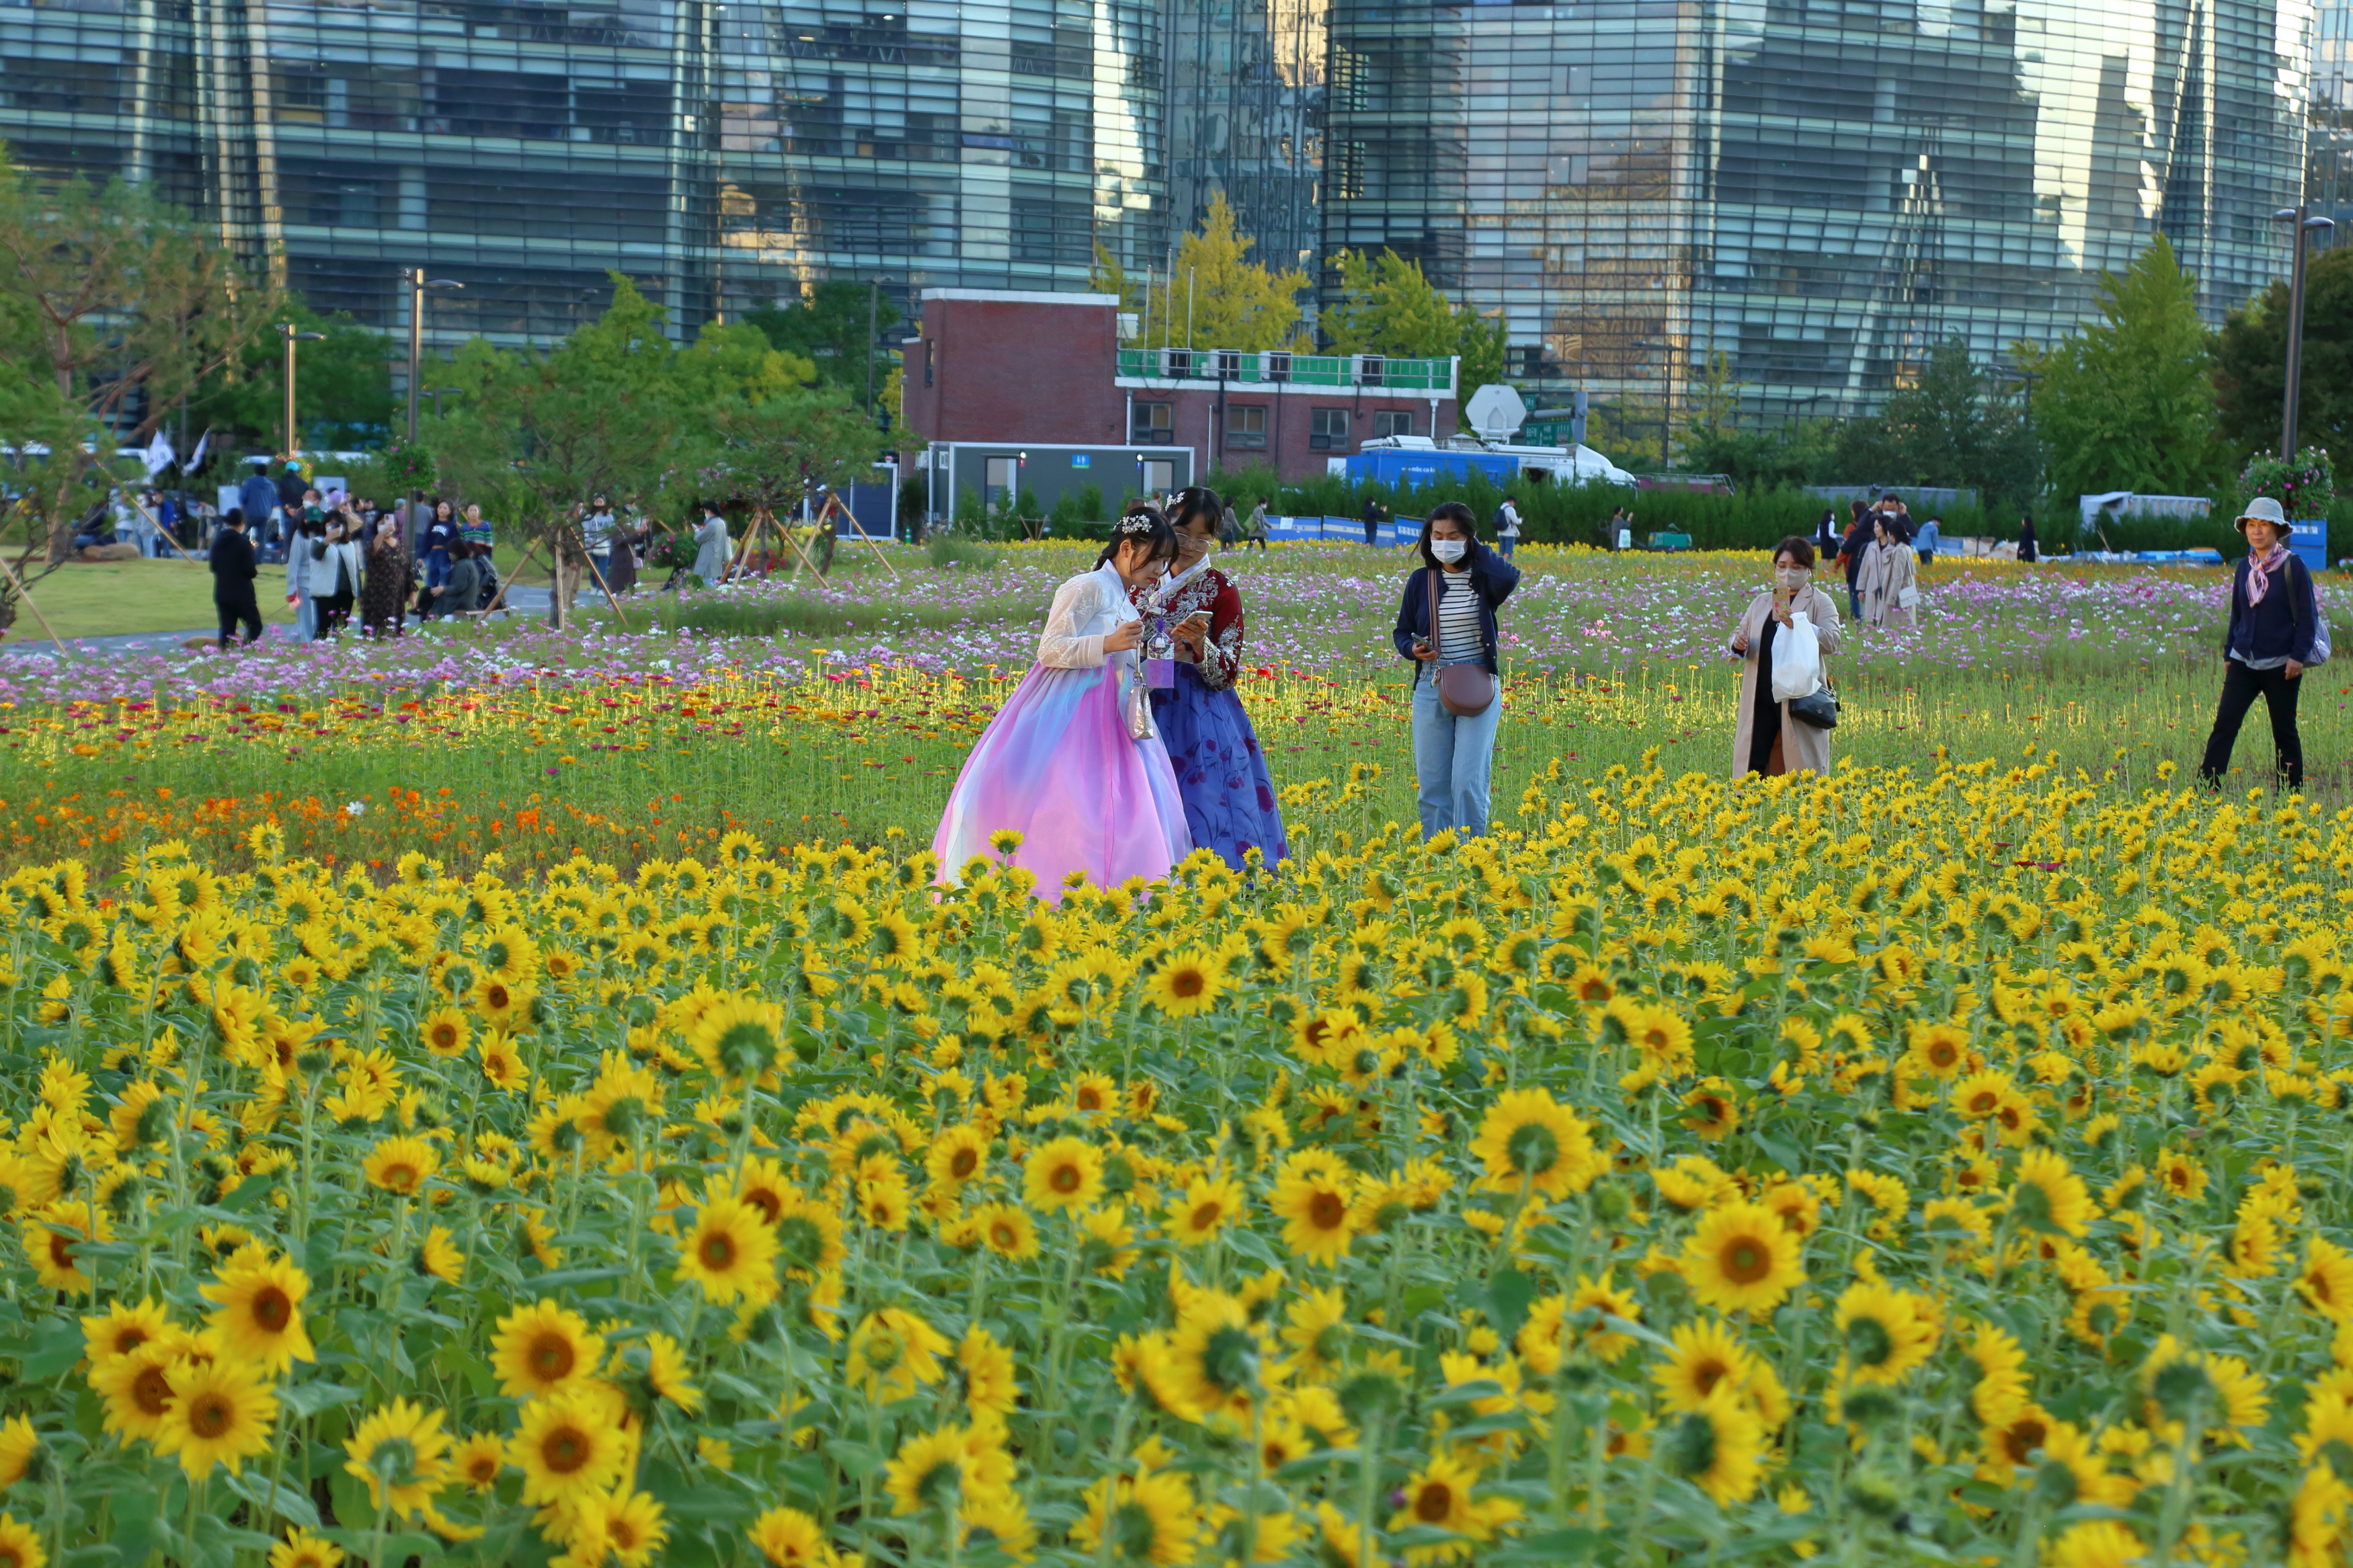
[932,659,1191,902]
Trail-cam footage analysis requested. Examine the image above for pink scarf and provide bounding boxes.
[2246,542,2286,607]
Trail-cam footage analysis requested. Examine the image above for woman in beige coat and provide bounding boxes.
[1858,516,1918,630]
[1730,535,1844,776]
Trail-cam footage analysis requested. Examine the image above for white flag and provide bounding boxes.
[143,430,175,477]
[187,431,210,475]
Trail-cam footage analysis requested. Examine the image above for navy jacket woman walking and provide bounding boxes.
[1392,501,1521,839]
[2198,497,2328,790]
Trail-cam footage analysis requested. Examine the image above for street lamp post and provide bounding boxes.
[2274,206,2338,459]
[401,268,464,576]
[278,323,325,463]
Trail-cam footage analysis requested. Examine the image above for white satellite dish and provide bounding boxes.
[1463,383,1527,442]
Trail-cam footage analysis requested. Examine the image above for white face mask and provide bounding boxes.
[1430,538,1467,564]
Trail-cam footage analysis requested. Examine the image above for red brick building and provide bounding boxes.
[902,288,1460,485]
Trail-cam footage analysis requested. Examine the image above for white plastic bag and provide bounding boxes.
[1771,616,1822,702]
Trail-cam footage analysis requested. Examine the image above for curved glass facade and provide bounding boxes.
[1325,0,2314,420]
[0,0,1170,348]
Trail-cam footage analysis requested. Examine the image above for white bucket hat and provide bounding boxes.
[2237,496,2288,534]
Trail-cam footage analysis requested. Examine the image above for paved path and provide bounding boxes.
[2,586,556,657]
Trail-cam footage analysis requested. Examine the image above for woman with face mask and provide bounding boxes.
[1729,536,1844,776]
[1392,501,1521,839]
[1127,487,1289,871]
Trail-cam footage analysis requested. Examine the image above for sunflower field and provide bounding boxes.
[0,747,2346,1568]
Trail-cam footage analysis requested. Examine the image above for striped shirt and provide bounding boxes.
[1437,570,1482,665]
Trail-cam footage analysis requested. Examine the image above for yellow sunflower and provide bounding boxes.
[0,1515,44,1568]
[1144,950,1228,1018]
[200,1251,315,1374]
[452,1433,506,1491]
[924,1126,990,1190]
[1468,1089,1601,1201]
[1022,1136,1105,1213]
[1072,1468,1201,1566]
[2304,1237,2353,1321]
[155,1356,278,1477]
[846,1307,954,1403]
[509,1389,626,1508]
[267,1528,344,1568]
[361,1134,440,1198]
[342,1399,454,1518]
[1681,1200,1806,1315]
[748,1505,836,1567]
[972,1202,1040,1262]
[420,1007,469,1060]
[2009,1149,2095,1239]
[1166,1175,1244,1246]
[489,1299,605,1399]
[674,1195,783,1305]
[1659,1387,1765,1504]
[80,1296,171,1368]
[1832,1281,1940,1386]
[1269,1153,1359,1265]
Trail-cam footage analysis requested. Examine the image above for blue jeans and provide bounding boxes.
[424,550,450,589]
[1497,534,1516,557]
[1412,671,1503,840]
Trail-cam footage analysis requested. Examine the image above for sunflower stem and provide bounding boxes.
[1355,1410,1385,1568]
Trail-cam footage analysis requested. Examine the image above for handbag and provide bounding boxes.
[1897,585,1919,610]
[1426,569,1497,717]
[1789,683,1839,730]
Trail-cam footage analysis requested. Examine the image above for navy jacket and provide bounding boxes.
[238,474,279,526]
[1392,544,1521,682]
[2226,550,2323,666]
[208,530,257,600]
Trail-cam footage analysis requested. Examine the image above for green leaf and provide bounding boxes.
[282,1381,362,1419]
[827,1438,881,1479]
[220,1468,322,1529]
[23,1316,86,1380]
[1484,1266,1535,1343]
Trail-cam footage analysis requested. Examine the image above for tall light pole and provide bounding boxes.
[2274,206,2338,459]
[278,323,324,462]
[402,269,464,567]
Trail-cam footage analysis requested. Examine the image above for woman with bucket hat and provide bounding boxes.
[2196,496,2329,790]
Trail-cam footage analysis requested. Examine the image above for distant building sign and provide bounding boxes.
[1070,454,1090,468]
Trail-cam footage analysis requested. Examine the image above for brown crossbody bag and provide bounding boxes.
[1425,569,1497,717]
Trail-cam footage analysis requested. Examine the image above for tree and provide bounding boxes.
[190,298,397,452]
[703,388,893,574]
[432,276,826,624]
[0,150,274,565]
[743,282,899,407]
[2016,236,2226,499]
[1833,338,2038,510]
[1671,351,1828,489]
[1321,247,1510,400]
[1135,194,1309,352]
[2215,242,2353,468]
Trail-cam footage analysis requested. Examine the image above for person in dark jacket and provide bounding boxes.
[2016,514,2039,563]
[1361,496,1387,548]
[427,541,483,620]
[2198,497,2326,790]
[1392,501,1521,840]
[1837,501,1872,620]
[210,508,262,649]
[237,463,280,557]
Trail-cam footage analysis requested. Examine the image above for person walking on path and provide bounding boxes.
[1362,496,1387,548]
[1729,536,1844,776]
[2017,514,2039,563]
[2198,497,2328,790]
[1837,501,1871,620]
[1393,501,1521,840]
[210,509,263,649]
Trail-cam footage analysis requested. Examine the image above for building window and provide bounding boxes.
[1226,405,1267,449]
[1310,408,1350,451]
[1133,402,1174,445]
[1373,410,1414,438]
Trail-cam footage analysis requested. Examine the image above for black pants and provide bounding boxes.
[315,591,354,638]
[2199,659,2305,789]
[216,594,262,648]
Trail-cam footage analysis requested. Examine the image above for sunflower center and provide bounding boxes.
[1845,1315,1894,1368]
[1506,1122,1561,1176]
[951,1150,978,1180]
[544,1427,589,1473]
[188,1393,233,1439]
[250,1287,292,1333]
[2001,1417,2048,1466]
[700,1231,738,1270]
[1192,1202,1222,1230]
[1721,1237,1771,1285]
[1928,1042,1958,1068]
[529,1334,576,1381]
[1170,970,1205,998]
[1691,1359,1727,1395]
[1111,1499,1160,1557]
[990,1222,1018,1249]
[1050,1163,1082,1194]
[1414,1482,1454,1524]
[744,1189,783,1224]
[1201,1323,1257,1395]
[132,1366,173,1415]
[114,1328,152,1357]
[382,1164,417,1192]
[1308,1191,1348,1230]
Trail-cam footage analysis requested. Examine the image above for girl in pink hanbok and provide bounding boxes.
[932,506,1192,899]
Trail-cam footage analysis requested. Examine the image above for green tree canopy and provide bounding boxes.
[2016,235,2226,499]
[190,298,395,453]
[1321,247,1509,400]
[1833,338,2038,511]
[744,282,895,405]
[2215,241,2353,468]
[1134,194,1309,352]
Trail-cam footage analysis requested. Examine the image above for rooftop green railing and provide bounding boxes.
[1115,348,1453,392]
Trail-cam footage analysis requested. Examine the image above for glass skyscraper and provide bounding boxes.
[1324,0,2314,421]
[0,0,1169,348]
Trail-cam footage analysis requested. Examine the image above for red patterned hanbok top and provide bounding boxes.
[1131,564,1246,691]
